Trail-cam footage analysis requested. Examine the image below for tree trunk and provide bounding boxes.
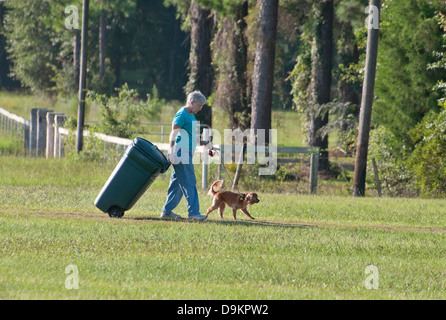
[0,3,12,88]
[111,21,121,89]
[308,0,334,171]
[339,21,360,106]
[214,1,249,130]
[168,18,180,86]
[339,19,360,129]
[250,0,278,144]
[187,0,214,129]
[99,9,106,84]
[353,0,380,196]
[0,4,6,88]
[235,1,249,130]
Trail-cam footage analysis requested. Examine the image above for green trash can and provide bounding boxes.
[95,137,170,218]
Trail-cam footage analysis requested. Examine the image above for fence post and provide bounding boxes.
[202,128,209,190]
[54,114,67,158]
[371,157,382,197]
[24,120,30,154]
[232,143,245,192]
[309,151,319,195]
[29,108,39,155]
[218,144,225,181]
[46,112,57,159]
[37,109,52,157]
[161,124,164,143]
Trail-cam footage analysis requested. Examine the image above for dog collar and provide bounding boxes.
[240,194,246,201]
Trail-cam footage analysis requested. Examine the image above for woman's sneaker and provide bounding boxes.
[188,214,207,220]
[160,212,182,219]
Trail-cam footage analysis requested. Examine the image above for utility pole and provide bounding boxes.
[76,0,90,153]
[352,0,380,196]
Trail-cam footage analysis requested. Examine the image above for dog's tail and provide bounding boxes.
[208,180,224,196]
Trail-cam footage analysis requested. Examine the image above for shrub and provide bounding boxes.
[87,83,163,139]
[368,126,417,197]
[63,116,121,163]
[64,84,164,162]
[408,105,446,197]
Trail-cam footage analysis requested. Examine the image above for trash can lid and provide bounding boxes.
[132,137,170,173]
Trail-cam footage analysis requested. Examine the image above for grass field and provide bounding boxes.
[0,156,445,299]
[0,90,308,147]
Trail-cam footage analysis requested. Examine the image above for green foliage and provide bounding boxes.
[318,101,358,152]
[0,132,23,156]
[163,0,191,30]
[62,115,115,163]
[288,0,366,146]
[62,84,164,161]
[368,6,446,198]
[143,85,165,121]
[368,126,417,197]
[3,0,60,92]
[373,0,445,139]
[408,106,446,197]
[212,5,252,129]
[2,0,187,99]
[89,89,137,139]
[164,0,246,30]
[288,40,312,117]
[119,0,189,99]
[407,11,446,197]
[428,11,446,103]
[198,0,247,16]
[337,26,367,86]
[335,0,369,30]
[87,84,163,139]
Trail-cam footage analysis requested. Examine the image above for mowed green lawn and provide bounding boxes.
[0,156,445,299]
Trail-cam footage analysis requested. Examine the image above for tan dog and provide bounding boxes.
[205,180,260,220]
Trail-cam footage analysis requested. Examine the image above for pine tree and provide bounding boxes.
[3,0,60,92]
[250,0,279,143]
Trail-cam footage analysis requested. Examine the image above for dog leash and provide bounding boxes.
[208,147,242,195]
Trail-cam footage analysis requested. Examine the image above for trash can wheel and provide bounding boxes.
[108,206,124,218]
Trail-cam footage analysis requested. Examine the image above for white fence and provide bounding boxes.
[0,106,30,151]
[85,120,170,142]
[0,107,170,158]
[0,107,319,194]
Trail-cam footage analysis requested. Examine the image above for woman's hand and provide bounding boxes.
[168,146,175,163]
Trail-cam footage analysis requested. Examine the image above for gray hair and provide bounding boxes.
[187,90,207,105]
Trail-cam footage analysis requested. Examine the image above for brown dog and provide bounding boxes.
[205,180,260,220]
